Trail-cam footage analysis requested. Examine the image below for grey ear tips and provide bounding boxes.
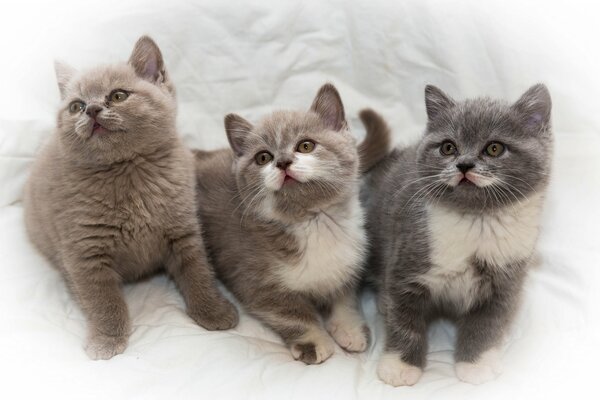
[319,82,337,92]
[224,113,237,124]
[424,84,446,98]
[135,35,158,47]
[224,113,243,131]
[424,84,436,94]
[311,82,346,131]
[316,82,342,100]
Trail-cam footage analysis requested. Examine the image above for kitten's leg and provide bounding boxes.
[377,289,430,386]
[166,231,238,330]
[252,293,335,365]
[454,291,516,384]
[325,290,369,352]
[66,261,130,360]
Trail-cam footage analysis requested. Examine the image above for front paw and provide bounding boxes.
[455,348,503,384]
[377,352,423,386]
[326,320,369,353]
[454,347,502,385]
[85,332,128,360]
[290,333,335,364]
[188,298,239,331]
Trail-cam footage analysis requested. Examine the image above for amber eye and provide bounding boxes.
[110,90,129,102]
[440,141,457,156]
[485,142,505,157]
[255,151,273,165]
[69,101,85,114]
[297,140,315,153]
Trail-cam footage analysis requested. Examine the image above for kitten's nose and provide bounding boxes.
[86,105,103,119]
[456,163,475,174]
[276,159,292,170]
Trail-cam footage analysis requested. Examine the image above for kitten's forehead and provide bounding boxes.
[66,64,137,99]
[431,98,521,144]
[252,110,324,148]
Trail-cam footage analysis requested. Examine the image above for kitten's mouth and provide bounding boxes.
[283,174,297,184]
[459,177,474,185]
[92,121,112,135]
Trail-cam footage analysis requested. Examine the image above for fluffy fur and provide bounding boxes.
[365,84,553,385]
[23,36,238,360]
[194,84,390,364]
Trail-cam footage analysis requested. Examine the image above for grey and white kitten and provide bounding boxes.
[194,84,391,364]
[23,36,238,360]
[365,84,552,385]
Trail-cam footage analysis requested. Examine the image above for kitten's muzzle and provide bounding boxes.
[276,159,292,170]
[86,104,103,119]
[456,163,475,174]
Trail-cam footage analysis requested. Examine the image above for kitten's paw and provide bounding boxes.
[85,333,128,360]
[290,331,335,364]
[377,352,423,386]
[326,320,369,353]
[455,348,503,385]
[188,298,239,331]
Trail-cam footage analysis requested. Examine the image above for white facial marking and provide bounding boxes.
[447,170,498,188]
[423,193,543,312]
[261,162,285,191]
[377,352,423,386]
[288,153,321,182]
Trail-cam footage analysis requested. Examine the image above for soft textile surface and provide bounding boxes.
[1,0,599,398]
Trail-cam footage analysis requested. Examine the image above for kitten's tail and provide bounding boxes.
[357,109,392,174]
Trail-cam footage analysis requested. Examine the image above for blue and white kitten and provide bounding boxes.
[365,84,553,385]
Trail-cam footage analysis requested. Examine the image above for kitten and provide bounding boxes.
[194,84,391,364]
[23,36,238,360]
[365,84,552,385]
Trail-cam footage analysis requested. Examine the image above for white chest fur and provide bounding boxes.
[422,194,543,311]
[276,198,367,295]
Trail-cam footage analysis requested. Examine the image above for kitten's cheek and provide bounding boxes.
[449,173,463,187]
[262,166,284,191]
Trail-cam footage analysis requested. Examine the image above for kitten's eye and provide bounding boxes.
[110,90,129,102]
[68,101,85,114]
[255,151,273,165]
[440,141,457,156]
[485,142,505,157]
[297,140,315,153]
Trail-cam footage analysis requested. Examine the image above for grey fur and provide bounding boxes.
[23,36,238,360]
[365,84,553,382]
[194,84,390,364]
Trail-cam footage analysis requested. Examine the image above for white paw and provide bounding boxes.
[455,348,503,384]
[85,333,128,360]
[377,352,423,386]
[290,329,335,364]
[326,320,369,353]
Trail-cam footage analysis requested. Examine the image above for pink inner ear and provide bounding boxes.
[528,113,543,127]
[144,57,158,81]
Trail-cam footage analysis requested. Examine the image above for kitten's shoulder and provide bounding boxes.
[193,148,234,180]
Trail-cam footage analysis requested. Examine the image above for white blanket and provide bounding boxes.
[1,0,598,398]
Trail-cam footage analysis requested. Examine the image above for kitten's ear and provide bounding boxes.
[225,114,254,157]
[128,35,167,84]
[511,84,552,133]
[425,85,455,121]
[54,61,76,100]
[310,83,347,131]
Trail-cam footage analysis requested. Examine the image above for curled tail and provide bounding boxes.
[357,108,392,174]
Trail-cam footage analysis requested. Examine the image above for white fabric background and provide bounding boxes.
[1,0,599,398]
